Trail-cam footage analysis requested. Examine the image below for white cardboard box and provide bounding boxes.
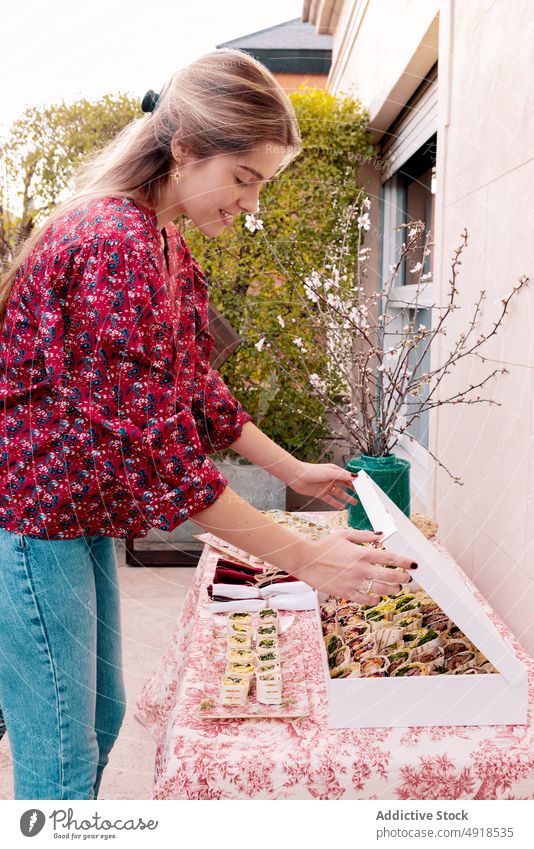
[318,471,528,728]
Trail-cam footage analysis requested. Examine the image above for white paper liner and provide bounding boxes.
[375,624,403,651]
[256,672,283,705]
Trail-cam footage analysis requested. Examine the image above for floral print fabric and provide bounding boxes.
[135,526,534,800]
[0,197,251,539]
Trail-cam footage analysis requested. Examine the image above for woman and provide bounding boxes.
[0,49,414,799]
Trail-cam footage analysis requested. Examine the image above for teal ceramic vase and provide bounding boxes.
[346,454,411,529]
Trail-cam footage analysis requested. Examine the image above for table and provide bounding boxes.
[135,514,534,800]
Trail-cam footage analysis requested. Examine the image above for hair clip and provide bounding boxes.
[141,89,160,114]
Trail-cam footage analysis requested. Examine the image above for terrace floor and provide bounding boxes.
[0,542,195,800]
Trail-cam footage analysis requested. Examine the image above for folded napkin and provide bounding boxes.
[206,558,316,611]
[207,593,316,613]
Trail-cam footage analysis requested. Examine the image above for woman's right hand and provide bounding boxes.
[295,528,416,603]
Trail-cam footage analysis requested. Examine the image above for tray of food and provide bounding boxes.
[320,587,497,679]
[198,608,310,720]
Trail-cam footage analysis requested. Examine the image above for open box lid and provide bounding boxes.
[352,471,527,687]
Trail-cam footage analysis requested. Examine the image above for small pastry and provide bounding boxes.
[416,645,444,670]
[443,639,471,660]
[256,661,281,675]
[329,645,351,676]
[374,624,403,651]
[256,637,279,652]
[404,628,440,658]
[395,613,423,633]
[256,649,280,665]
[342,621,370,640]
[225,661,255,679]
[256,623,278,638]
[387,650,411,675]
[325,634,344,656]
[360,655,390,677]
[227,649,255,664]
[228,622,254,636]
[258,608,279,629]
[350,636,377,662]
[445,650,476,673]
[228,612,253,627]
[422,615,450,633]
[227,634,252,650]
[220,675,250,706]
[393,662,429,676]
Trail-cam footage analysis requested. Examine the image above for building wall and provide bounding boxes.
[431,0,534,654]
[327,0,534,654]
[275,72,329,92]
[329,0,440,131]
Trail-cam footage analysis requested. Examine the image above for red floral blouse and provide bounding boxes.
[0,196,252,539]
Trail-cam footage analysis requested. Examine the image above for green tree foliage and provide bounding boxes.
[185,87,375,460]
[0,94,140,271]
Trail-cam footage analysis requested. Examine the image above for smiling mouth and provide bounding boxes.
[219,209,234,225]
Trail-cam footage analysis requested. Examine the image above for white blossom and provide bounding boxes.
[303,274,319,303]
[255,337,266,352]
[277,315,285,328]
[363,196,371,210]
[244,214,264,233]
[357,212,371,231]
[384,347,401,366]
[410,262,423,274]
[309,373,327,393]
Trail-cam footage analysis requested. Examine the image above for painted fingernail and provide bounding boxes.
[407,575,413,583]
[373,530,383,535]
[410,562,419,570]
[350,472,359,478]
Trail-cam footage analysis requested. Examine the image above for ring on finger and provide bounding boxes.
[362,577,374,595]
[329,484,337,495]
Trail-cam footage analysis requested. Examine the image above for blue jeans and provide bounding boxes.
[0,529,126,799]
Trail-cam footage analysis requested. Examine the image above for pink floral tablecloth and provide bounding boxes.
[135,516,534,800]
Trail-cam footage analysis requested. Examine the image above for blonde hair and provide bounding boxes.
[0,48,301,323]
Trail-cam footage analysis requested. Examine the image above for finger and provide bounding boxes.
[368,564,412,584]
[364,580,404,598]
[332,486,359,508]
[363,547,415,572]
[334,468,359,488]
[320,492,350,510]
[342,529,383,544]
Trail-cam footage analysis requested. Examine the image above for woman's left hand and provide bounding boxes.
[287,461,359,510]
